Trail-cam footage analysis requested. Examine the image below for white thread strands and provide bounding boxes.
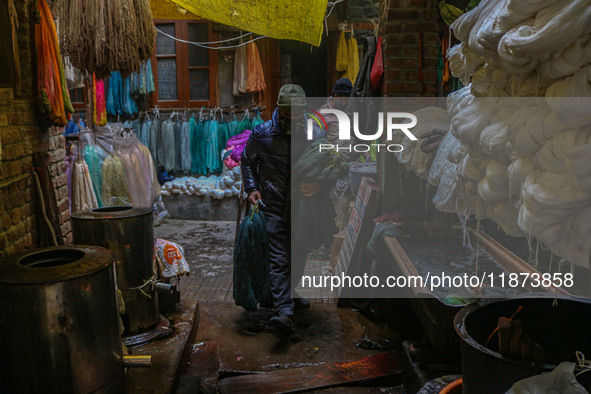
[392,0,591,268]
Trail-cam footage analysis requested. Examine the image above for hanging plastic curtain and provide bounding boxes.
[36,0,74,126]
[335,30,348,72]
[93,73,107,126]
[246,41,266,93]
[346,34,360,85]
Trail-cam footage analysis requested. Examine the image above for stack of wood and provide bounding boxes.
[497,317,546,365]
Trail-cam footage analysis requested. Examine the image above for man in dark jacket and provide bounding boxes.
[241,84,324,336]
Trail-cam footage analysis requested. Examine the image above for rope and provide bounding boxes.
[154,26,268,49]
[128,275,158,298]
[30,168,58,246]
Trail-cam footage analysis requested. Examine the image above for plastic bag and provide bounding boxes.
[155,239,190,278]
[506,362,587,394]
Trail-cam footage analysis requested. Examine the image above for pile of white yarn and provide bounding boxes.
[395,0,591,268]
[160,166,244,199]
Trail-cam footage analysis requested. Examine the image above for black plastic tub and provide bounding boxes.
[455,297,591,394]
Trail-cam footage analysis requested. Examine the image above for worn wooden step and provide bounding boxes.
[218,352,401,394]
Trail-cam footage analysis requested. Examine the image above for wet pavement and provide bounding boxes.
[154,218,336,303]
[155,219,236,302]
[154,219,404,393]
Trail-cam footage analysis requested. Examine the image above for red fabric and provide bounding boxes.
[370,36,383,92]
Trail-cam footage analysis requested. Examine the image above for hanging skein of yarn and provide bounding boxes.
[335,30,348,72]
[233,41,248,96]
[540,35,591,81]
[346,35,360,85]
[93,74,108,126]
[55,0,155,78]
[567,140,591,191]
[246,41,266,93]
[427,133,461,186]
[497,1,591,67]
[396,107,451,180]
[545,66,591,129]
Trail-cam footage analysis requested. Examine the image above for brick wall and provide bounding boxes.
[379,0,443,96]
[0,0,70,257]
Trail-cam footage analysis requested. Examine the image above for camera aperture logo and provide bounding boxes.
[307,109,418,153]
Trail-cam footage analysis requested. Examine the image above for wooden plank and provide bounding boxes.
[218,352,400,394]
[335,177,381,302]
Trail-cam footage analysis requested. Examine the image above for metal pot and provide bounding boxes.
[455,297,591,394]
[71,206,159,335]
[0,246,123,393]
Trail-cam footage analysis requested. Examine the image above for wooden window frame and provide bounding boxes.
[151,19,219,108]
[69,86,87,111]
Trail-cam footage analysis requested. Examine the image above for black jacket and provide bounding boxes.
[241,108,324,215]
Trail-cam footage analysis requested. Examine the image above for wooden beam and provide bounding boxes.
[218,352,401,393]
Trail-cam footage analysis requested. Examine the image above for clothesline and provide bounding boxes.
[154,26,268,49]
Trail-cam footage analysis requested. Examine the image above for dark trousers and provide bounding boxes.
[264,211,308,317]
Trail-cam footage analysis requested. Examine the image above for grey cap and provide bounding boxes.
[277,84,306,107]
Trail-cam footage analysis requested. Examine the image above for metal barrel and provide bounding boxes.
[0,246,123,394]
[71,206,158,335]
